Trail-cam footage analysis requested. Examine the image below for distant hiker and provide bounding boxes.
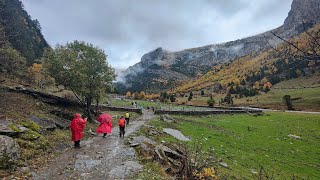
[96,113,112,138]
[70,113,87,148]
[125,111,130,126]
[118,116,126,139]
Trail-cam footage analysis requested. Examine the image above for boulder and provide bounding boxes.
[160,114,176,123]
[0,135,20,169]
[30,116,57,131]
[50,110,74,120]
[288,134,301,140]
[129,136,156,147]
[0,120,28,137]
[218,162,228,168]
[109,161,143,179]
[163,128,190,141]
[51,118,70,129]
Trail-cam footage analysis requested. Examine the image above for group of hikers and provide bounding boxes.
[69,111,131,148]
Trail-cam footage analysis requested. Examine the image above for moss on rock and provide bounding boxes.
[9,123,20,132]
[19,121,40,132]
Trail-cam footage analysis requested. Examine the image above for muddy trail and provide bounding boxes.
[32,110,156,180]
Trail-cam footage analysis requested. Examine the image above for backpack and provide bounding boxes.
[118,118,125,127]
[125,113,129,118]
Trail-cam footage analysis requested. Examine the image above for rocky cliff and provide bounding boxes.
[121,0,320,93]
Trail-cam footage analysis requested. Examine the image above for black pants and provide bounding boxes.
[74,140,80,148]
[119,126,125,138]
[125,118,130,126]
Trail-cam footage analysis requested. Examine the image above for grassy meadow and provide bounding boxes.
[146,112,320,179]
[177,73,320,112]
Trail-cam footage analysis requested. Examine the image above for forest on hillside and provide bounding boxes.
[174,24,320,98]
[0,0,48,76]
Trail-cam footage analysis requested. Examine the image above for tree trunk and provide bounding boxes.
[85,97,93,122]
[95,98,100,115]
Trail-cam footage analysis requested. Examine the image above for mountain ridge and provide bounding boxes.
[119,0,320,94]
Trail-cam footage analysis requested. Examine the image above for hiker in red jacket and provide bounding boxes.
[96,113,112,138]
[118,116,126,139]
[70,113,87,148]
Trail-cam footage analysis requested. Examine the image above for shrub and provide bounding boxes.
[207,97,215,107]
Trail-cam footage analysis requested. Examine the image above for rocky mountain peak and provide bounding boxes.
[284,0,320,29]
[121,0,320,93]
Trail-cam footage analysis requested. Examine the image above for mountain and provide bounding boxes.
[175,24,320,94]
[120,0,320,93]
[0,0,49,66]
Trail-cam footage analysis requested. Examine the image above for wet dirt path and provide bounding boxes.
[32,110,156,180]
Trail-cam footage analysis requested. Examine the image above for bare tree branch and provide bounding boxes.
[302,21,320,48]
[270,31,313,56]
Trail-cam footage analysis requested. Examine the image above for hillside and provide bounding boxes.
[120,0,320,93]
[174,24,320,94]
[0,0,48,76]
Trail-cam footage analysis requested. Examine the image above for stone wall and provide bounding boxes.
[99,105,142,114]
[3,87,142,113]
[154,109,262,115]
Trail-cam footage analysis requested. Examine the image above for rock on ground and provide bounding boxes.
[108,161,143,179]
[30,116,57,131]
[163,128,190,141]
[129,135,156,147]
[0,120,28,137]
[0,135,20,169]
[160,114,176,123]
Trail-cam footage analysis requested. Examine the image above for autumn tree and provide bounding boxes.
[27,63,53,89]
[207,96,215,107]
[283,95,293,110]
[201,90,205,96]
[133,92,139,100]
[43,41,115,121]
[126,91,132,98]
[188,92,193,101]
[139,91,146,100]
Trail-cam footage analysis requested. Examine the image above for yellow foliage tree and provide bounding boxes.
[126,91,131,98]
[132,92,139,100]
[254,81,260,89]
[234,78,240,86]
[139,91,146,100]
[28,63,52,89]
[260,77,268,85]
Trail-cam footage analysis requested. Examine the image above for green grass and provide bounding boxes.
[148,112,320,179]
[133,161,171,180]
[181,74,320,111]
[109,99,163,109]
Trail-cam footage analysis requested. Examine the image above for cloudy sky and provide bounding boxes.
[21,0,293,69]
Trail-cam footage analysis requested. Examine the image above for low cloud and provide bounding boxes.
[21,0,292,69]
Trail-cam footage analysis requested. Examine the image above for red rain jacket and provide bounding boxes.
[70,114,87,141]
[96,113,113,134]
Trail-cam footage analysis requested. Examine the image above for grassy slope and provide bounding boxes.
[176,73,320,111]
[175,24,320,93]
[147,112,320,179]
[235,74,320,111]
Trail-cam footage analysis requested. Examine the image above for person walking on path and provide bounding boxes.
[70,113,87,148]
[125,111,130,126]
[118,116,126,139]
[96,113,113,138]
